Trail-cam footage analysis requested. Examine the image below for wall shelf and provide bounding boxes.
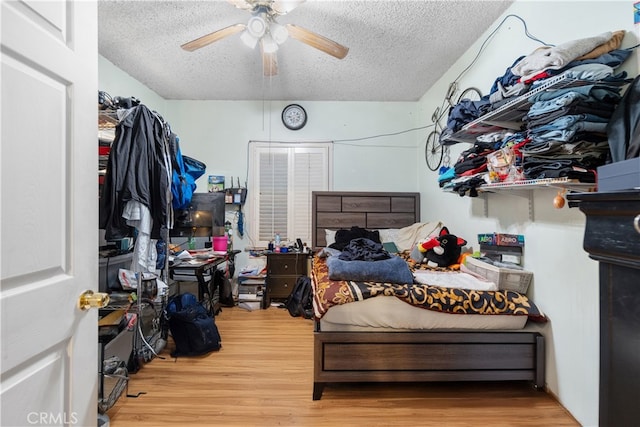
[440,74,613,219]
[478,177,595,193]
[443,75,626,145]
[476,178,596,221]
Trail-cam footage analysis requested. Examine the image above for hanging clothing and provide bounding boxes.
[99,104,171,241]
[122,200,157,273]
[607,75,640,161]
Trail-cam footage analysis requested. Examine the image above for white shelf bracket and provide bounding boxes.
[480,190,534,221]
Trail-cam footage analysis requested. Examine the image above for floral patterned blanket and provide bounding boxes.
[311,255,546,322]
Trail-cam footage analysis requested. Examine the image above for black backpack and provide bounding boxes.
[214,269,234,307]
[285,276,313,319]
[165,293,221,357]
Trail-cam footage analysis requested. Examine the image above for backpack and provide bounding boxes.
[214,269,235,307]
[165,293,221,357]
[285,276,314,319]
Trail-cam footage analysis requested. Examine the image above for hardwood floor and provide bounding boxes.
[106,306,580,427]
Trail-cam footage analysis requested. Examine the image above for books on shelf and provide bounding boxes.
[237,293,262,302]
[237,281,263,302]
[238,278,265,285]
[172,273,211,282]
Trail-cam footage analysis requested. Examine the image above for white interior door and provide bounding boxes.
[1,1,98,426]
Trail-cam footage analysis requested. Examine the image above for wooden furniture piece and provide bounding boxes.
[568,190,640,427]
[312,191,421,250]
[170,252,236,316]
[310,190,545,400]
[314,330,544,400]
[265,252,308,308]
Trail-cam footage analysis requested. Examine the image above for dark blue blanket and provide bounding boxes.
[326,254,414,284]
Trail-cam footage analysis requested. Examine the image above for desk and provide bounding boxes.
[170,250,239,315]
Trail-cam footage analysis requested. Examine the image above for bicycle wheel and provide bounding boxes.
[456,87,482,103]
[424,130,443,171]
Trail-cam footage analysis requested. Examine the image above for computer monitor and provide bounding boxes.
[170,192,226,238]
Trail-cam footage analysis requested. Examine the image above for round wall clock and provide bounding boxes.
[282,104,307,130]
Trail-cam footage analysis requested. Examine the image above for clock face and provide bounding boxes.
[282,104,307,130]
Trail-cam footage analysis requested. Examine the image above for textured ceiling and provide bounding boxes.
[98,0,513,102]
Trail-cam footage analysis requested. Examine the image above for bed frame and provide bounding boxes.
[310,191,545,400]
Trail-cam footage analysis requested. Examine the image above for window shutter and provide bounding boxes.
[258,149,288,242]
[291,147,329,244]
[250,142,332,247]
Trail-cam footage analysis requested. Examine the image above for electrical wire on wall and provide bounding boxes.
[329,14,551,148]
[451,14,553,85]
[239,14,554,246]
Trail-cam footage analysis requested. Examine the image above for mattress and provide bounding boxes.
[318,295,528,332]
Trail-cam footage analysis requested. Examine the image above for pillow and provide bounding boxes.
[377,228,400,244]
[325,229,337,246]
[330,227,380,251]
[413,268,498,291]
[394,221,444,252]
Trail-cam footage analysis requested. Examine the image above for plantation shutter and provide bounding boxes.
[258,148,288,242]
[250,142,332,247]
[290,147,330,243]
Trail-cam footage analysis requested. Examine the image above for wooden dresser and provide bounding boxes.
[568,190,640,427]
[265,252,308,308]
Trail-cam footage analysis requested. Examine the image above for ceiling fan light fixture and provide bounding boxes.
[240,29,259,49]
[270,22,289,45]
[246,15,267,38]
[261,33,278,53]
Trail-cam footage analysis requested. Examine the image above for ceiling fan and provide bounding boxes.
[180,0,349,76]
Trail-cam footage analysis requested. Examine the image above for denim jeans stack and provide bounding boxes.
[440,46,634,196]
[520,78,627,182]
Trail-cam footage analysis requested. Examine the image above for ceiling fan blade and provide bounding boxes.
[261,46,278,77]
[285,24,349,59]
[181,23,246,52]
[227,0,254,11]
[271,0,306,15]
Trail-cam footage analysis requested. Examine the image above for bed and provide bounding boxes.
[310,191,545,400]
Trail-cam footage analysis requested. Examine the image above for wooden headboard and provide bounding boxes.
[311,191,421,249]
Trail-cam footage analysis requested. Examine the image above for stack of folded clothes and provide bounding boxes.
[439,30,634,196]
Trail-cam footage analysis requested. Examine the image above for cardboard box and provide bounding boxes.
[477,233,496,245]
[598,157,640,192]
[99,252,133,293]
[477,233,525,247]
[465,257,533,293]
[496,233,525,247]
[480,244,523,265]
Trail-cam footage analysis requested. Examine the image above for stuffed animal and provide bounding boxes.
[410,226,467,268]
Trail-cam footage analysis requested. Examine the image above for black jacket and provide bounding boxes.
[99,104,170,240]
[607,75,640,161]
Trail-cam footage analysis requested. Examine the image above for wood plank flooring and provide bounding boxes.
[106,306,580,427]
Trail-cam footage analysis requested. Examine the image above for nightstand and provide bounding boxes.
[265,252,308,308]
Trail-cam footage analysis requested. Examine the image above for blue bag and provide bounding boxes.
[165,293,221,357]
[170,134,207,210]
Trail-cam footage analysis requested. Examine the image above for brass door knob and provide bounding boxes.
[77,290,110,310]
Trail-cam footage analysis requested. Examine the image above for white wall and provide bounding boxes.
[417,2,638,426]
[99,3,637,422]
[99,56,420,266]
[164,100,419,262]
[99,56,166,113]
